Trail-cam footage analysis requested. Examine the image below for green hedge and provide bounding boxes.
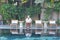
[0,4,41,24]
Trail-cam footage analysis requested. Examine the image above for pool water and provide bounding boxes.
[0,35,60,40]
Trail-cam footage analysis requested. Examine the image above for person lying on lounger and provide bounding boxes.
[25,15,32,28]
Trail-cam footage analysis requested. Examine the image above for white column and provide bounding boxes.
[43,21,48,33]
[19,21,24,34]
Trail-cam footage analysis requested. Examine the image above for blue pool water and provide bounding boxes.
[0,35,60,40]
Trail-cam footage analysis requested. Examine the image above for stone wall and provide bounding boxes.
[34,11,60,21]
[59,12,60,20]
[52,11,57,21]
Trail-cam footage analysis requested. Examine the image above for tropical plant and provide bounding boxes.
[21,0,28,3]
[56,19,60,25]
[25,6,41,17]
[0,4,11,20]
[44,0,60,20]
[17,6,25,20]
[43,8,52,21]
[8,0,14,4]
[0,2,41,24]
[7,5,25,20]
[0,4,12,24]
[45,0,55,8]
[54,1,60,20]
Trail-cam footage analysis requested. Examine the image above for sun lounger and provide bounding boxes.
[48,20,57,35]
[10,20,18,34]
[49,20,57,27]
[35,20,43,34]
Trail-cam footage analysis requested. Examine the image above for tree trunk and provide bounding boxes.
[30,0,32,6]
[38,14,41,20]
[57,11,59,20]
[59,11,60,20]
[58,13,59,20]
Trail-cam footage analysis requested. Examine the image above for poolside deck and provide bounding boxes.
[0,25,60,35]
[0,25,60,29]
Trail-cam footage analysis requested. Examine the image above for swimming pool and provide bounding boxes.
[0,35,60,40]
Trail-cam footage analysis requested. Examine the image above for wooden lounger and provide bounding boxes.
[10,20,18,34]
[35,20,43,34]
[49,20,57,27]
[48,20,57,35]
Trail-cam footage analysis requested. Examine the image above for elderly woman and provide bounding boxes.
[25,15,32,28]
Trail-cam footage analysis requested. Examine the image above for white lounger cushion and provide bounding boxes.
[35,20,42,24]
[11,20,18,24]
[49,31,55,34]
[49,21,56,24]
